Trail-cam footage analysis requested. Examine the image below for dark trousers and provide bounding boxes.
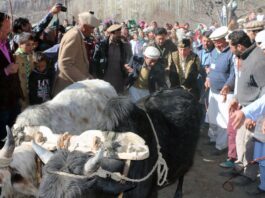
[0,103,21,148]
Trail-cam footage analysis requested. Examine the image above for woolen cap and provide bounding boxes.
[143,46,160,60]
[256,30,265,49]
[178,38,191,48]
[209,26,228,41]
[78,12,100,27]
[244,20,264,31]
[107,24,122,33]
[143,26,154,33]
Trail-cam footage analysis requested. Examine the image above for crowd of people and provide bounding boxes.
[1,2,265,196]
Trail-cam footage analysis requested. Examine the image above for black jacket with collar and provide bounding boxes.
[125,55,167,93]
[0,42,22,110]
[93,37,132,79]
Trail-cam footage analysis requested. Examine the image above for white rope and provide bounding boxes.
[49,112,168,186]
[145,113,168,186]
[0,157,12,168]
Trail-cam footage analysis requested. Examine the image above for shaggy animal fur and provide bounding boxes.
[13,79,117,144]
[38,88,201,198]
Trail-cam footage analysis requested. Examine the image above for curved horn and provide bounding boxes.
[32,140,53,164]
[84,147,104,175]
[0,126,15,159]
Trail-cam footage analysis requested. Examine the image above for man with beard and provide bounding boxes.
[168,38,200,100]
[205,26,235,156]
[149,27,178,88]
[228,29,265,186]
[244,20,264,43]
[93,24,132,93]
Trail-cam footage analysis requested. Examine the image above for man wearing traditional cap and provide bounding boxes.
[168,38,200,100]
[93,24,132,93]
[52,12,100,96]
[124,46,166,103]
[205,26,235,155]
[244,20,265,43]
[256,29,265,53]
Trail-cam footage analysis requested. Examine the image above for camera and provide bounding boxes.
[56,3,67,12]
[61,6,67,12]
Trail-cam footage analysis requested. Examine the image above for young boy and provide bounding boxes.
[15,32,35,109]
[28,52,52,105]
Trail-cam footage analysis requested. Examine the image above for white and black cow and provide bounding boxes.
[35,88,201,198]
[13,79,117,145]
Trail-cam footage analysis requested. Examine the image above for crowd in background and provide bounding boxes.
[1,2,265,196]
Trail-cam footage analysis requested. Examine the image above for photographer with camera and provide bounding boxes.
[11,3,65,52]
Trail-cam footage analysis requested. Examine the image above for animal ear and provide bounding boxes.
[93,177,136,195]
[31,140,53,164]
[10,168,24,184]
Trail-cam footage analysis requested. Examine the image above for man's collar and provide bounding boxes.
[216,45,230,53]
[240,43,256,60]
[222,45,230,52]
[77,28,86,40]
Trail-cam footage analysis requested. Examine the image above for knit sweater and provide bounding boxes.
[236,45,265,106]
[208,46,235,93]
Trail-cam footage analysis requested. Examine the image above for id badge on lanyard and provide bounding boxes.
[210,63,216,70]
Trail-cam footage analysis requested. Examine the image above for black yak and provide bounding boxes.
[34,88,201,198]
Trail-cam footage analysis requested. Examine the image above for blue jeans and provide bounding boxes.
[0,103,21,147]
[260,164,265,191]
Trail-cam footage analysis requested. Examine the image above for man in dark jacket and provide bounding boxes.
[168,38,201,100]
[0,12,22,147]
[149,27,178,88]
[124,46,166,103]
[93,24,132,93]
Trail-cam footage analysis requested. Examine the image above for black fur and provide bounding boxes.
[39,150,134,198]
[39,88,201,198]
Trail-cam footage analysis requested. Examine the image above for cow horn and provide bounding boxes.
[0,126,15,159]
[32,140,53,164]
[84,147,104,175]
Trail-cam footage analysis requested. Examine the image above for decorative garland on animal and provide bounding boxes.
[48,112,169,186]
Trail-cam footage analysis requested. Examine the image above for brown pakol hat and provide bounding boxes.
[107,24,122,33]
[244,20,264,31]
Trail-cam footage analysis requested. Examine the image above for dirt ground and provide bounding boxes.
[158,125,261,198]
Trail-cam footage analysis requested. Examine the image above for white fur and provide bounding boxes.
[0,142,38,198]
[13,79,117,141]
[32,126,149,161]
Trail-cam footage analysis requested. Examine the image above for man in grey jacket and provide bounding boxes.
[229,28,265,186]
